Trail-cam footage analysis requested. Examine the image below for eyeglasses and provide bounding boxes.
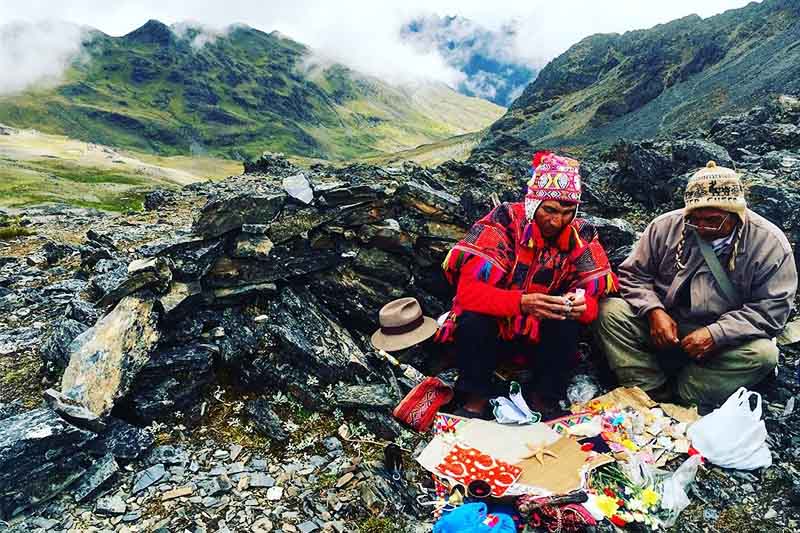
[685,214,729,231]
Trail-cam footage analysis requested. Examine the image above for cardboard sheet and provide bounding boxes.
[515,436,612,494]
[455,419,560,464]
[592,386,657,412]
[660,402,700,424]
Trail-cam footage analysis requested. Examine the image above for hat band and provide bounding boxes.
[380,315,424,336]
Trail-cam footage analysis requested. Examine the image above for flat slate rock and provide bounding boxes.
[132,463,166,494]
[86,417,154,460]
[71,453,119,502]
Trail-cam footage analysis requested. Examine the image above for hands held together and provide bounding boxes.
[648,308,715,359]
[520,291,586,321]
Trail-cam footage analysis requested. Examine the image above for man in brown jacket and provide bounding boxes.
[595,161,798,406]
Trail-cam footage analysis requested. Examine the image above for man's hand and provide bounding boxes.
[648,308,679,349]
[681,327,715,359]
[564,291,587,320]
[520,293,571,320]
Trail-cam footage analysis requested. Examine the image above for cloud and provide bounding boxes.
[0,20,85,96]
[0,1,759,92]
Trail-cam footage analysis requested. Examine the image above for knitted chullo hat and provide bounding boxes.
[524,151,582,221]
[677,160,747,271]
[683,160,747,223]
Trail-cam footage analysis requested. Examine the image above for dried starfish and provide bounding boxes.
[522,442,559,464]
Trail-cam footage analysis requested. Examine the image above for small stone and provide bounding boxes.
[148,445,188,466]
[132,464,166,494]
[250,472,276,488]
[96,494,127,515]
[162,486,193,501]
[298,521,319,533]
[266,486,284,501]
[212,473,233,495]
[31,517,59,530]
[282,524,298,533]
[252,517,274,533]
[203,496,221,508]
[764,508,778,520]
[703,508,719,522]
[335,473,354,489]
[230,444,243,462]
[121,511,142,523]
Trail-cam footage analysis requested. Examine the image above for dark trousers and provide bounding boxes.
[454,311,580,402]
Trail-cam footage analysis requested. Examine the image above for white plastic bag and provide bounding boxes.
[687,387,771,470]
[659,454,702,527]
[490,382,541,425]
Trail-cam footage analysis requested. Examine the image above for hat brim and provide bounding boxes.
[370,316,438,352]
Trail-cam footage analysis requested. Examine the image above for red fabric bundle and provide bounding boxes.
[392,377,454,432]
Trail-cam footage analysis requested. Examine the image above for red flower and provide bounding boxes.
[603,487,617,498]
[611,515,628,527]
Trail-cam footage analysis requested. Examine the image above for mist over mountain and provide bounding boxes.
[0,19,503,161]
[402,14,537,107]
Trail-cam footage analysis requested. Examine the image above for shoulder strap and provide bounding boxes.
[692,230,740,306]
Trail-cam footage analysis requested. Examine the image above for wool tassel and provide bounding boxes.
[477,261,493,282]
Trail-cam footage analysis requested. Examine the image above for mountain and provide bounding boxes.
[477,0,800,156]
[0,20,504,161]
[402,15,536,107]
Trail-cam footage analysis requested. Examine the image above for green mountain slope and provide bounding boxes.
[477,0,800,155]
[0,20,504,161]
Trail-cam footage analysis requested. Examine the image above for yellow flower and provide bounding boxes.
[595,495,620,517]
[642,487,660,507]
[622,439,638,451]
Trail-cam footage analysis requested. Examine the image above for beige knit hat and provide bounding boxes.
[683,161,746,223]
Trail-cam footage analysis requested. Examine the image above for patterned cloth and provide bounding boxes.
[436,201,617,344]
[392,377,454,432]
[525,151,582,221]
[435,445,522,497]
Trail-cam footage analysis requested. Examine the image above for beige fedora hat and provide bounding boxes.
[371,297,438,352]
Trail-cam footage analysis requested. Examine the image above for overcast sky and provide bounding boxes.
[0,0,759,94]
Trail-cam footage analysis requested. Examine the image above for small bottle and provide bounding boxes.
[378,349,425,384]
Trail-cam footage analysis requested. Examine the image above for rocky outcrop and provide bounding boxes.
[61,296,161,416]
[0,409,96,519]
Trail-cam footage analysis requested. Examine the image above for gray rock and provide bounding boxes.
[71,453,119,502]
[0,401,26,422]
[40,318,89,381]
[0,408,96,519]
[86,417,154,460]
[148,445,189,466]
[61,295,161,416]
[64,298,99,325]
[249,472,276,488]
[246,399,289,443]
[297,521,319,533]
[95,494,126,515]
[334,384,398,409]
[283,173,314,205]
[122,343,215,423]
[322,437,343,456]
[194,192,285,238]
[42,388,106,432]
[132,464,166,494]
[94,257,173,308]
[232,234,275,260]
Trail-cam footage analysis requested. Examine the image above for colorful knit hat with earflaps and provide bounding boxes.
[677,160,747,271]
[525,151,582,221]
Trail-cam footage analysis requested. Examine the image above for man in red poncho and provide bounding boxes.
[436,152,617,417]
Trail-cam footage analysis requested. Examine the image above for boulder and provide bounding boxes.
[0,408,96,519]
[86,417,154,460]
[335,385,399,409]
[119,344,215,423]
[246,399,289,443]
[43,388,106,432]
[39,318,89,381]
[61,295,161,416]
[71,453,119,502]
[193,193,285,238]
[264,288,371,383]
[93,257,173,308]
[138,230,225,281]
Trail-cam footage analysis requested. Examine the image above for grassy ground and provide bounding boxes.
[0,129,242,212]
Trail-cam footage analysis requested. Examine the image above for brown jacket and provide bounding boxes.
[619,208,797,347]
